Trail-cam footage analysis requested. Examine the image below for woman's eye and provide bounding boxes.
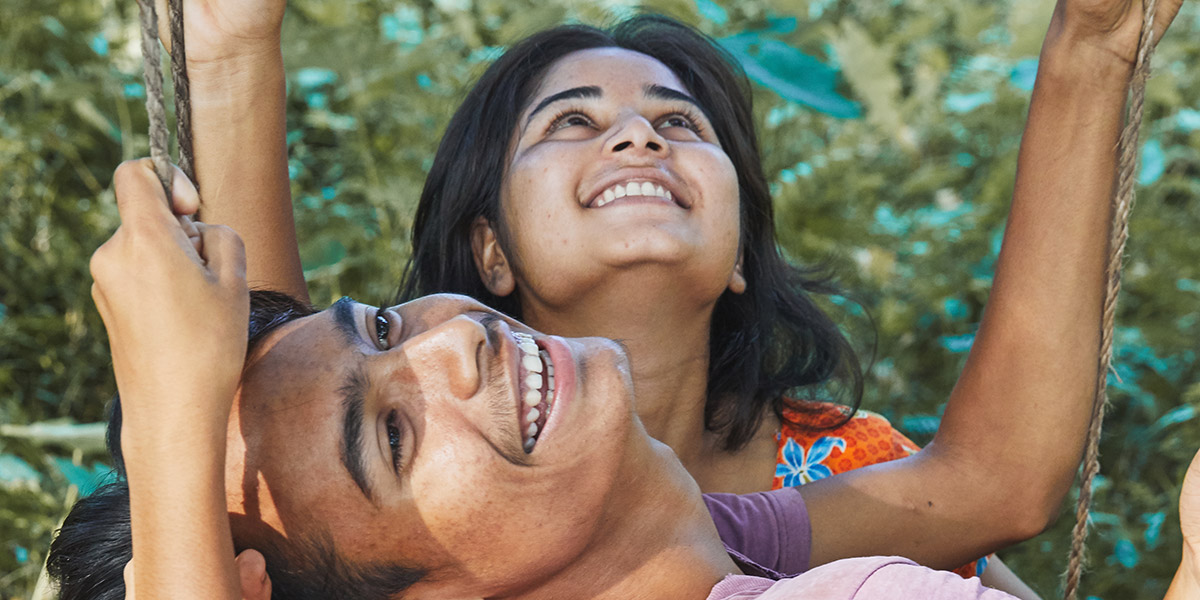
[659,114,698,132]
[374,310,391,349]
[547,112,593,133]
[386,410,403,473]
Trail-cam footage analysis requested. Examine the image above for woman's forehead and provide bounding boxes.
[536,47,688,97]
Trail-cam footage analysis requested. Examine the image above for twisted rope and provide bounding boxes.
[1062,1,1160,598]
[134,0,195,210]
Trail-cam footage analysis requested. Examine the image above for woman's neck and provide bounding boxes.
[519,271,780,492]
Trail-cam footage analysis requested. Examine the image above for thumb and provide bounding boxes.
[112,159,185,228]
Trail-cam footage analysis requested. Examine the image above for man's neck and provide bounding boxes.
[513,438,742,600]
[520,271,717,458]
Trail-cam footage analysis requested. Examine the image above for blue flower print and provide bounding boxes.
[775,436,846,486]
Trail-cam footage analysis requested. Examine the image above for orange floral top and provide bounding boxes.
[771,402,986,579]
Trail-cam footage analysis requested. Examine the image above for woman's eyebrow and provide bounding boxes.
[643,83,699,108]
[525,85,602,127]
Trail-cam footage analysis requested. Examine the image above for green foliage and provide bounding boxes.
[2,0,1199,598]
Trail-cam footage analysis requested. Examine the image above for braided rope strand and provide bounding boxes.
[167,0,196,187]
[134,0,173,209]
[1062,1,1159,598]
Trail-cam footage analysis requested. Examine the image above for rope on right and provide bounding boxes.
[1063,1,1161,598]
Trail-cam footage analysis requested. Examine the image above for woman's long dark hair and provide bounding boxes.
[400,15,861,451]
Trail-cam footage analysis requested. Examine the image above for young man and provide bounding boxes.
[57,159,1200,599]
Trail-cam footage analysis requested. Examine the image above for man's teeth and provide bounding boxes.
[594,181,672,207]
[513,331,555,452]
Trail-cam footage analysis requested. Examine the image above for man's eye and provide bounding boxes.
[386,410,403,473]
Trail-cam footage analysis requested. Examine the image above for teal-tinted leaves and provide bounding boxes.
[295,67,338,90]
[50,458,110,497]
[693,0,728,26]
[0,455,40,489]
[719,32,861,118]
[1110,538,1139,569]
[1138,139,1165,185]
[1009,58,1038,92]
[945,91,994,113]
[1142,512,1167,549]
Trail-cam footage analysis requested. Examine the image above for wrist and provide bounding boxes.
[185,42,284,91]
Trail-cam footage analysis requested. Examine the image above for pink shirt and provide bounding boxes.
[707,558,1015,599]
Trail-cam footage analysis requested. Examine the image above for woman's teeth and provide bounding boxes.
[593,181,672,207]
[513,331,555,452]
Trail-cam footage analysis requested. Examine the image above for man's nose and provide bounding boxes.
[604,115,670,158]
[402,316,486,401]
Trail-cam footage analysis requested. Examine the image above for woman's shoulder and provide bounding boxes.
[772,401,921,488]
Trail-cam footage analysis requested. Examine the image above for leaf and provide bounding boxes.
[693,0,729,26]
[939,333,975,353]
[0,421,107,454]
[1138,139,1165,185]
[945,91,994,114]
[719,32,861,118]
[0,454,41,488]
[827,19,903,135]
[50,457,112,497]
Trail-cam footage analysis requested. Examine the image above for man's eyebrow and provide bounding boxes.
[331,296,360,346]
[525,85,602,128]
[339,364,377,506]
[644,84,702,110]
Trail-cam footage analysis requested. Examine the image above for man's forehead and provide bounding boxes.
[241,310,354,405]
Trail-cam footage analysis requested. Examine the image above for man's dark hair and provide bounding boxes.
[400,14,862,451]
[47,290,426,599]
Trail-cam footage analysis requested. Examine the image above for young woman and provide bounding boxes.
[162,0,1183,583]
[52,163,1200,599]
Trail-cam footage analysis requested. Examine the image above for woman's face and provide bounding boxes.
[491,48,743,315]
[224,294,653,598]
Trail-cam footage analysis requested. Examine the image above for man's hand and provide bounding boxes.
[89,159,249,445]
[152,0,285,63]
[124,549,272,600]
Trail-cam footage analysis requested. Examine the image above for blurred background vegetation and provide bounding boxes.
[1,0,1198,597]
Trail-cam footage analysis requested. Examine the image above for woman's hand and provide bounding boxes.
[152,0,285,63]
[89,159,249,443]
[1051,0,1184,66]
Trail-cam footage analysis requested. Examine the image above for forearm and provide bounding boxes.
[124,407,240,600]
[188,46,307,301]
[806,30,1139,570]
[933,31,1134,527]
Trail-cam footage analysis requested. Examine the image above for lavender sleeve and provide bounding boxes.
[702,488,811,576]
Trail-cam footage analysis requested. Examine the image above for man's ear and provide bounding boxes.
[470,217,516,297]
[727,253,746,294]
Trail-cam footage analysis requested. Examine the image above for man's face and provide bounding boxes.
[225,294,642,598]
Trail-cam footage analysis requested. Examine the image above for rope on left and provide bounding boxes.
[135,0,195,212]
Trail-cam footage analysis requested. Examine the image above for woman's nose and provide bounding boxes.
[604,116,669,158]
